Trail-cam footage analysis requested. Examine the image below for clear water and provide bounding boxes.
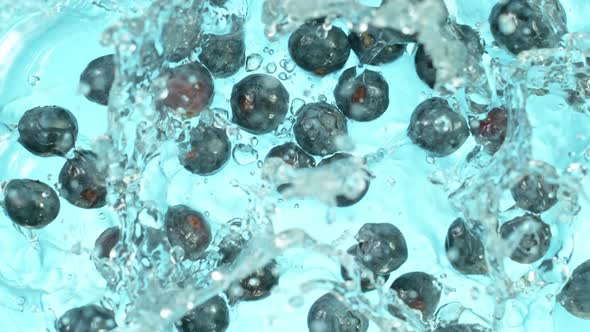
[1,0,590,331]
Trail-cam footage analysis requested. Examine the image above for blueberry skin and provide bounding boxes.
[445,218,487,275]
[469,107,508,155]
[434,324,491,332]
[510,160,559,214]
[354,223,408,275]
[17,106,78,157]
[265,142,316,169]
[229,260,279,302]
[58,150,107,209]
[334,67,390,122]
[199,30,245,78]
[165,205,212,261]
[55,305,116,332]
[500,214,551,264]
[230,74,290,134]
[179,124,231,176]
[341,245,390,292]
[3,179,60,228]
[175,295,229,332]
[348,26,407,65]
[407,97,470,157]
[318,153,369,207]
[557,259,590,319]
[390,272,442,319]
[307,293,369,332]
[294,102,348,156]
[94,226,121,259]
[163,62,215,118]
[489,0,567,55]
[80,55,115,106]
[288,21,351,75]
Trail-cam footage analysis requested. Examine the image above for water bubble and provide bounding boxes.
[232,144,258,165]
[279,58,296,73]
[278,72,288,80]
[246,53,263,72]
[250,137,259,146]
[290,98,305,114]
[265,62,277,74]
[318,94,327,102]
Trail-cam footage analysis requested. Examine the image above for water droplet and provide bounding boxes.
[232,144,258,165]
[265,62,277,74]
[279,58,296,73]
[250,137,259,146]
[246,54,263,72]
[278,72,288,80]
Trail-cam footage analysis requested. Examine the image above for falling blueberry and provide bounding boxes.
[294,102,348,156]
[348,25,407,65]
[341,245,391,292]
[228,260,279,302]
[307,293,369,332]
[489,0,567,55]
[510,160,559,214]
[58,150,107,209]
[175,295,230,332]
[288,20,351,75]
[469,107,508,154]
[162,61,214,119]
[165,205,212,261]
[334,67,390,122]
[199,29,245,78]
[80,54,116,106]
[407,97,470,157]
[2,179,60,229]
[55,304,116,332]
[179,123,231,175]
[500,214,551,264]
[434,323,491,332]
[17,106,78,157]
[390,272,442,319]
[354,223,408,274]
[230,74,290,134]
[93,226,121,259]
[445,218,487,275]
[318,153,369,207]
[557,259,590,319]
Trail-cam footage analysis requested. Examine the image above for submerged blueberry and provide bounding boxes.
[489,0,567,55]
[165,205,212,261]
[228,260,280,302]
[348,26,407,65]
[407,97,470,157]
[307,293,369,332]
[469,107,508,154]
[288,21,351,75]
[175,295,230,332]
[162,62,214,119]
[434,324,491,332]
[414,45,436,89]
[318,153,369,207]
[199,29,245,78]
[230,74,290,134]
[510,160,559,214]
[18,106,78,157]
[390,272,442,319]
[500,214,551,264]
[294,102,348,156]
[354,223,408,274]
[179,123,231,175]
[94,226,121,259]
[58,150,107,209]
[55,304,116,332]
[341,245,391,292]
[445,218,487,275]
[334,67,390,122]
[80,54,115,106]
[265,142,316,192]
[557,259,590,319]
[3,179,60,229]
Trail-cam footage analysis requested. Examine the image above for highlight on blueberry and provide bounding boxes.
[94,226,121,260]
[2,179,60,229]
[307,292,369,332]
[80,54,116,106]
[334,67,389,122]
[165,204,212,261]
[293,102,348,156]
[228,260,279,302]
[58,150,107,209]
[17,106,78,157]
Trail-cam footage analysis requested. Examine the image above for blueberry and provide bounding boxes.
[165,205,212,261]
[340,245,390,292]
[179,123,231,175]
[58,150,107,209]
[334,67,389,122]
[390,272,442,319]
[294,102,348,156]
[162,62,214,119]
[445,218,487,275]
[510,160,559,213]
[414,45,436,89]
[265,142,316,191]
[318,153,369,207]
[288,21,351,75]
[199,29,245,78]
[557,259,590,319]
[354,223,407,274]
[218,219,248,265]
[469,107,508,154]
[489,0,567,55]
[17,106,78,157]
[230,74,290,134]
[175,295,229,332]
[55,304,116,332]
[2,179,60,228]
[407,97,470,157]
[500,214,551,264]
[348,26,407,65]
[307,293,369,332]
[434,324,491,332]
[228,260,279,302]
[80,55,115,106]
[94,227,121,259]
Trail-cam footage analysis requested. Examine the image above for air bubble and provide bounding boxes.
[246,53,263,72]
[232,144,259,165]
[265,62,277,74]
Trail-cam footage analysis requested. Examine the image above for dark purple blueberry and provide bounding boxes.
[265,142,317,192]
[354,223,408,274]
[307,293,369,332]
[390,272,442,319]
[228,260,279,302]
[58,150,107,209]
[162,62,214,119]
[17,106,78,157]
[348,26,407,65]
[179,123,231,175]
[55,305,116,332]
[334,67,389,122]
[93,227,121,259]
[510,160,559,214]
[445,218,487,275]
[80,55,115,106]
[3,179,60,228]
[199,29,245,78]
[414,45,436,89]
[557,259,590,319]
[175,295,229,332]
[165,205,212,261]
[407,97,470,157]
[294,102,348,156]
[318,153,369,207]
[500,214,551,264]
[341,245,390,292]
[435,324,491,332]
[469,107,508,154]
[230,74,290,134]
